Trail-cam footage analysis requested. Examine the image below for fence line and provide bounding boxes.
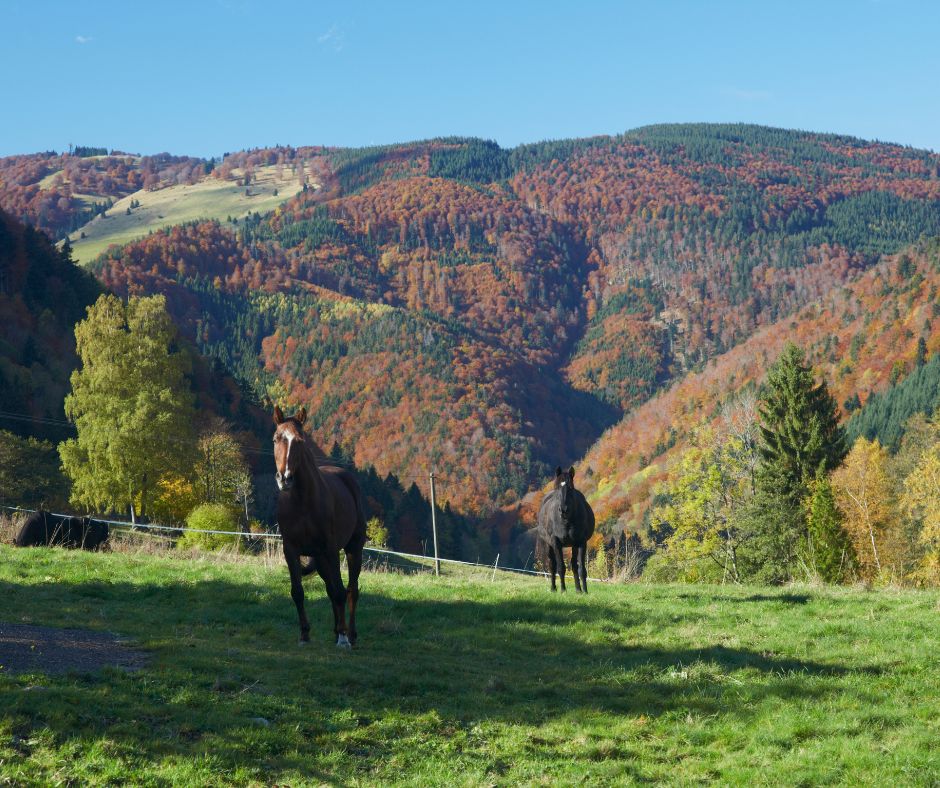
[2,505,610,582]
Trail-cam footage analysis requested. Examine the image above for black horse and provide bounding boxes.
[14,511,109,550]
[537,466,595,592]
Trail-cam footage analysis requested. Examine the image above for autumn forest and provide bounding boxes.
[2,124,939,583]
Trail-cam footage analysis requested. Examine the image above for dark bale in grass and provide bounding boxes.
[537,466,595,593]
[14,511,109,550]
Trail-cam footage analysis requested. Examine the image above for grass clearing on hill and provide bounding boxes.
[66,166,308,264]
[0,545,938,785]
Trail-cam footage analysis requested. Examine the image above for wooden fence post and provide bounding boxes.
[429,472,440,576]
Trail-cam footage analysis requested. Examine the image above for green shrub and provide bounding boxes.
[366,517,388,548]
[177,504,240,551]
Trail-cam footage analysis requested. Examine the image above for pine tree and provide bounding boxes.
[744,343,847,581]
[0,430,71,509]
[916,337,928,368]
[757,343,847,492]
[803,469,855,583]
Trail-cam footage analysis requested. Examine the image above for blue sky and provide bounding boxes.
[2,0,938,157]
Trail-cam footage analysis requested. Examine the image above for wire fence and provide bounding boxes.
[1,400,603,580]
[1,504,612,582]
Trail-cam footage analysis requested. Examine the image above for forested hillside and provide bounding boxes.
[574,239,940,537]
[4,124,940,565]
[0,210,101,441]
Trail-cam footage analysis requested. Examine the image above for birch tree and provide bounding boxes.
[59,294,195,520]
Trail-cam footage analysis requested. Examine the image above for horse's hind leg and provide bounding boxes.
[345,539,365,645]
[314,547,350,648]
[579,543,588,593]
[283,543,311,643]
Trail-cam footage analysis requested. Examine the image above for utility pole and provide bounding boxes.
[429,471,440,576]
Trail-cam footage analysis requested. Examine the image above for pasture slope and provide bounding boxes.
[65,165,307,264]
[0,546,938,785]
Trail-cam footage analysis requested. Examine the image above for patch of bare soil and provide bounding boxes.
[0,622,147,675]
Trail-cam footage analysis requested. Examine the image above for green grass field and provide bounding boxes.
[65,166,308,264]
[1,545,938,786]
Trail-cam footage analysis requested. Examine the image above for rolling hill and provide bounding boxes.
[66,164,308,264]
[4,124,940,558]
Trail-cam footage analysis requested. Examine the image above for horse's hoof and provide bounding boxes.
[298,640,309,647]
[336,634,351,649]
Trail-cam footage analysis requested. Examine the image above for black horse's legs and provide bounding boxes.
[553,538,567,592]
[313,546,350,647]
[344,540,364,645]
[571,544,583,593]
[548,543,558,591]
[580,544,589,593]
[283,543,311,643]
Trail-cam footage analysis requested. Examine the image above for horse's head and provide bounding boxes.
[273,405,308,491]
[554,465,577,518]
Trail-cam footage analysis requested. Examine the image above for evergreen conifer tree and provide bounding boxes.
[803,468,855,583]
[742,343,847,582]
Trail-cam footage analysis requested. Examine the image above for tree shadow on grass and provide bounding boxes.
[671,590,813,605]
[361,551,432,575]
[0,574,885,782]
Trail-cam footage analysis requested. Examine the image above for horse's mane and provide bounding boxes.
[293,421,329,470]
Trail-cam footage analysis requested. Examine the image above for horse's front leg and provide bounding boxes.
[571,544,583,593]
[313,546,350,648]
[553,538,567,592]
[283,543,311,643]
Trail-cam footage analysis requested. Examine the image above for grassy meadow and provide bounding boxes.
[0,543,938,785]
[65,166,307,264]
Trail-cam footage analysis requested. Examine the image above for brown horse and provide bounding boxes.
[273,406,367,647]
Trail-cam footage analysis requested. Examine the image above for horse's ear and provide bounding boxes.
[273,405,285,425]
[297,406,307,425]
[555,466,563,478]
[568,466,575,481]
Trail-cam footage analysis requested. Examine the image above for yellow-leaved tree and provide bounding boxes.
[831,437,904,581]
[901,438,940,582]
[650,425,754,583]
[59,294,196,521]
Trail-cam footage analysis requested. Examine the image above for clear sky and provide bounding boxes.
[2,0,938,158]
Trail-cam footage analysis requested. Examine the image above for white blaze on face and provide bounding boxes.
[276,428,297,490]
[285,434,294,479]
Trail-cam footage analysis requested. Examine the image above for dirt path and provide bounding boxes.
[0,622,147,675]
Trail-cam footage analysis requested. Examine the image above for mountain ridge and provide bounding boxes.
[4,123,940,558]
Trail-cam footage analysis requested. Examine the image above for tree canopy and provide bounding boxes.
[59,294,196,518]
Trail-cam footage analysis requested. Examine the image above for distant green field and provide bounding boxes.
[66,166,309,264]
[1,546,938,785]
